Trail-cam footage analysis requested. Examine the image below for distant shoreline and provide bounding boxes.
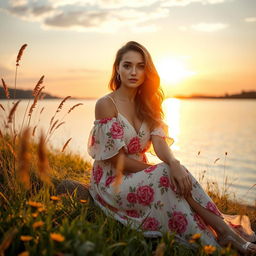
[173,90,256,99]
[1,88,256,100]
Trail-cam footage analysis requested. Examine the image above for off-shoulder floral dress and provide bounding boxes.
[87,96,255,247]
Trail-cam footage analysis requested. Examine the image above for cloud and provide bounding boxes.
[48,0,159,9]
[1,0,168,32]
[43,7,168,32]
[191,22,229,32]
[1,0,231,33]
[44,10,109,29]
[161,0,230,7]
[47,0,230,9]
[93,0,158,9]
[4,1,55,22]
[244,17,256,23]
[47,0,89,8]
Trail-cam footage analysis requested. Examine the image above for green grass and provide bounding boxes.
[1,138,255,256]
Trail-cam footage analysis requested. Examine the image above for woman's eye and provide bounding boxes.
[138,65,145,70]
[123,64,130,69]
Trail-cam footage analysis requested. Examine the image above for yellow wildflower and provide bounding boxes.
[27,201,44,208]
[80,199,88,203]
[37,207,46,212]
[31,212,39,218]
[189,233,201,243]
[191,233,201,240]
[32,221,44,229]
[203,245,216,254]
[50,196,60,201]
[50,233,65,242]
[18,251,29,256]
[20,235,33,242]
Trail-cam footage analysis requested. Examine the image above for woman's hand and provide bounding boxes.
[168,161,192,198]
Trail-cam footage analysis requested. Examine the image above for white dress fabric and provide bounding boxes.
[87,97,255,247]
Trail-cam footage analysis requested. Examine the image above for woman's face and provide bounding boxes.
[117,50,145,89]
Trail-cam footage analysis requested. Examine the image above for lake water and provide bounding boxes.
[1,98,256,206]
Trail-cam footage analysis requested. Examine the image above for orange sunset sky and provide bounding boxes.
[0,0,256,98]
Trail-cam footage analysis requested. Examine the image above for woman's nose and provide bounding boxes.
[131,66,137,75]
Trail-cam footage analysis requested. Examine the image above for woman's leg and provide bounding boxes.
[186,195,256,253]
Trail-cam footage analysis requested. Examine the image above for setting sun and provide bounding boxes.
[156,57,196,86]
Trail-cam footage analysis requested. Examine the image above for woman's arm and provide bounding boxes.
[108,149,151,174]
[151,135,192,197]
[151,135,180,166]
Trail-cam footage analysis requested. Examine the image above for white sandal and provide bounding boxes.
[242,241,251,250]
[219,235,256,255]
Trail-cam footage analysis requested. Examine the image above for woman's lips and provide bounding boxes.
[128,79,138,83]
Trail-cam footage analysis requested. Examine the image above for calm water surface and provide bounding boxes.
[1,98,255,205]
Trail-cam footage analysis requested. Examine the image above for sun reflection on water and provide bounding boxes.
[163,98,181,151]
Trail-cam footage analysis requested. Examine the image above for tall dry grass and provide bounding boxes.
[0,43,83,197]
[17,127,31,190]
[0,44,83,150]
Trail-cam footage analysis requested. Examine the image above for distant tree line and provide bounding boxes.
[174,90,256,99]
[0,88,59,99]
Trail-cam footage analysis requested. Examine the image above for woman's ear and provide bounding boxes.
[116,63,121,74]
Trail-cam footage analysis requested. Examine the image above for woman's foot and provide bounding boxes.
[218,234,256,255]
[227,221,256,243]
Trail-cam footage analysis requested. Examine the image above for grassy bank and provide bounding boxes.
[0,136,255,256]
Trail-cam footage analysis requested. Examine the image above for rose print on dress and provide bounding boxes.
[127,137,141,154]
[127,192,137,204]
[93,165,103,184]
[194,213,207,230]
[158,169,170,194]
[168,211,188,234]
[136,185,154,206]
[144,165,157,173]
[142,217,160,231]
[105,176,115,187]
[159,176,170,195]
[110,121,124,139]
[96,194,118,213]
[206,202,222,217]
[126,210,140,218]
[96,194,107,207]
[169,181,177,192]
[160,176,170,187]
[99,117,113,124]
[105,121,124,151]
[107,204,119,213]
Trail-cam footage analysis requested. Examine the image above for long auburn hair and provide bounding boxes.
[108,41,164,131]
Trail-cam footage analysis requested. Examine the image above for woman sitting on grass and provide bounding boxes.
[87,41,256,255]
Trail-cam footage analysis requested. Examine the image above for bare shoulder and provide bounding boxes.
[95,94,117,120]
